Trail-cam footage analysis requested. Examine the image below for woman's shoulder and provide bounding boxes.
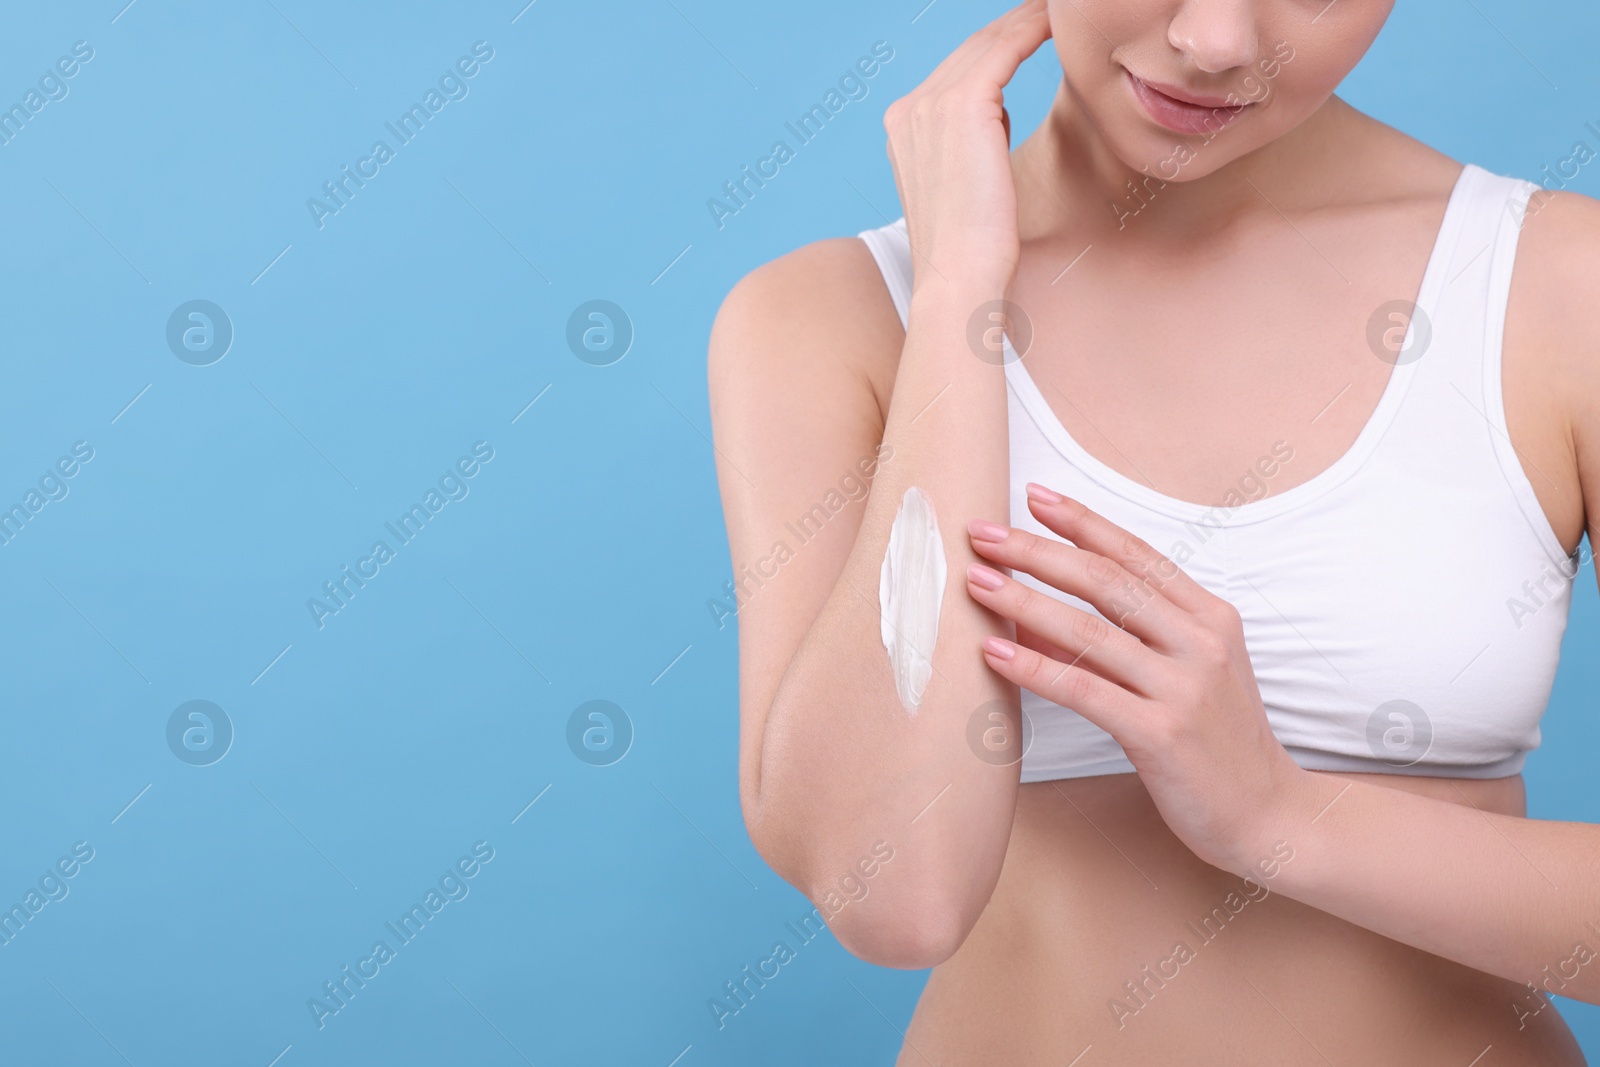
[1507,183,1600,363]
[1498,179,1600,548]
[1514,181,1600,277]
[714,232,905,346]
[1512,182,1600,361]
[708,233,905,426]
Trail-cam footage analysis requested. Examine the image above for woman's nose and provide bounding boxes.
[1167,0,1262,74]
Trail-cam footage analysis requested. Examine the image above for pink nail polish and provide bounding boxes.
[983,636,1015,660]
[967,518,1010,542]
[1026,482,1063,504]
[967,563,1006,590]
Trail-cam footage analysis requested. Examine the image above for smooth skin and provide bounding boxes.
[709,0,1600,1062]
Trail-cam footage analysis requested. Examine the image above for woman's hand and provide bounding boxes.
[883,0,1052,292]
[963,481,1313,874]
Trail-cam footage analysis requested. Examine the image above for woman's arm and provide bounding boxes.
[708,0,1053,971]
[709,240,1012,971]
[1240,765,1600,1007]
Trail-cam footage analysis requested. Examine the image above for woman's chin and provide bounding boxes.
[1108,118,1271,185]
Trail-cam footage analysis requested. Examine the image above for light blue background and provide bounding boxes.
[0,1,1596,1063]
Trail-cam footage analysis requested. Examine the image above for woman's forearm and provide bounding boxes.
[1232,768,1600,1007]
[754,276,1021,966]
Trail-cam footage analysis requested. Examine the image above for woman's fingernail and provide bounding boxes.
[967,563,1006,591]
[983,636,1015,660]
[1026,482,1063,504]
[968,518,1010,542]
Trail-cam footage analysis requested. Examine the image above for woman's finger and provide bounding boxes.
[966,560,1165,696]
[1023,484,1222,618]
[980,633,1144,738]
[968,519,1195,651]
[951,1,1052,98]
[1015,620,1071,663]
[917,0,1048,97]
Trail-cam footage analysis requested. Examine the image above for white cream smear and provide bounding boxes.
[878,486,947,714]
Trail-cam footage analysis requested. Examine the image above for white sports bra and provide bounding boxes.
[857,162,1578,781]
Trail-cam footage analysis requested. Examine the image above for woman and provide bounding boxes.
[707,0,1600,1061]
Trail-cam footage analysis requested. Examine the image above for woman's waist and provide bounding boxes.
[902,771,1583,1066]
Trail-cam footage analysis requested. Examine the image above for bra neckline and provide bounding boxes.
[1001,162,1478,527]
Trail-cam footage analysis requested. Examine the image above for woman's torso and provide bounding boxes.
[852,126,1588,1064]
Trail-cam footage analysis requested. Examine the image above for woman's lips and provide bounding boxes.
[1125,69,1254,135]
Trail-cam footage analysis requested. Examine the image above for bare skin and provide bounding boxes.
[910,772,1572,1065]
[709,1,1600,1063]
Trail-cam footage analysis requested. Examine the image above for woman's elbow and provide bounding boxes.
[739,774,986,970]
[826,890,974,970]
[741,811,976,968]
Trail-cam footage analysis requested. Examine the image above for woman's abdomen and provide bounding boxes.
[899,772,1586,1067]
